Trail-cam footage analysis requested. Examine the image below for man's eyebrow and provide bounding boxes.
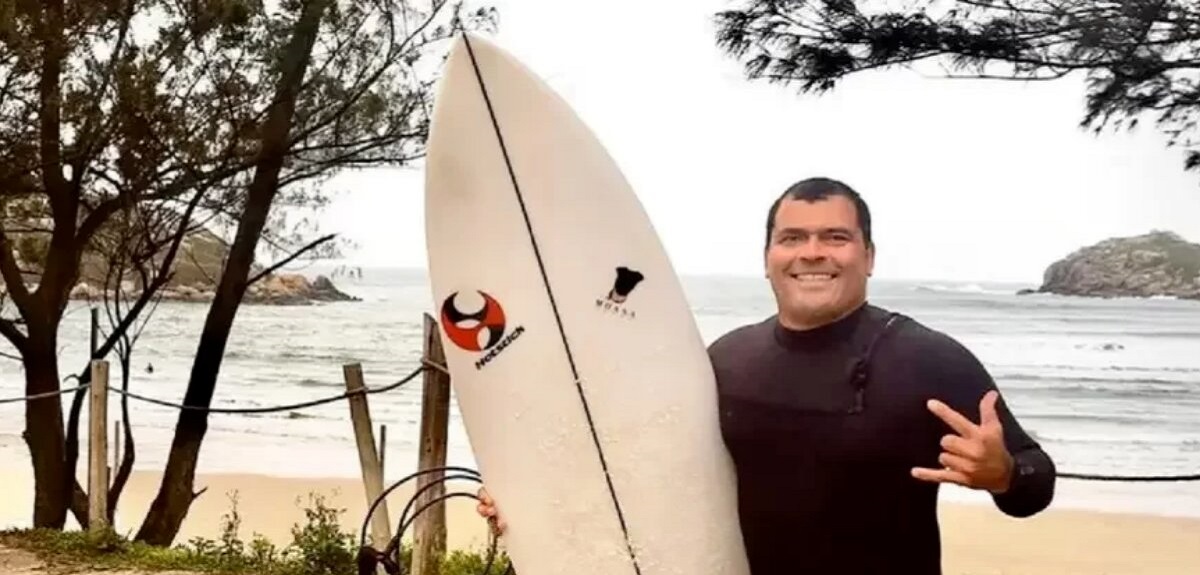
[775,226,855,235]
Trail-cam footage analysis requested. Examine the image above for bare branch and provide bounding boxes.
[0,226,33,323]
[248,233,337,286]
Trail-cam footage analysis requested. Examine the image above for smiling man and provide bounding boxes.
[707,177,1057,573]
[476,177,1057,574]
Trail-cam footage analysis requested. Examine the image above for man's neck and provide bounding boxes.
[778,301,867,332]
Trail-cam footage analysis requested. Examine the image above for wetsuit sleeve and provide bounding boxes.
[921,332,1056,518]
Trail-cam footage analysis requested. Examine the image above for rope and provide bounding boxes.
[421,357,449,376]
[105,364,429,414]
[0,359,449,411]
[1058,471,1200,482]
[4,363,1200,485]
[0,383,90,405]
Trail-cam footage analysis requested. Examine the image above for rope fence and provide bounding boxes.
[0,313,473,575]
[0,370,1198,483]
[1056,471,1200,482]
[0,360,442,411]
[107,361,433,414]
[0,383,90,405]
[0,326,1198,575]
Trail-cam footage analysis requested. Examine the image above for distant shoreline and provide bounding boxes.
[64,272,361,306]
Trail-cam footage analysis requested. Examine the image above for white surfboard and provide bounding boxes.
[423,33,750,575]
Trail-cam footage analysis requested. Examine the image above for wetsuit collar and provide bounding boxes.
[772,301,869,349]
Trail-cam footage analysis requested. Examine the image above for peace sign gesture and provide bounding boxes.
[911,390,1014,494]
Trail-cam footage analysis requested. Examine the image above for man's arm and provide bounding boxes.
[919,330,1057,518]
[993,422,1057,517]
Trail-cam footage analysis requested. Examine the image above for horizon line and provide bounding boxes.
[288,260,1042,286]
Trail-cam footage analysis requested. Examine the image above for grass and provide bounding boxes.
[0,492,510,575]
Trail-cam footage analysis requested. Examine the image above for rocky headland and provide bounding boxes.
[12,225,358,306]
[1020,230,1200,300]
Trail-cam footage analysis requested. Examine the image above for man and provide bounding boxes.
[478,177,1056,573]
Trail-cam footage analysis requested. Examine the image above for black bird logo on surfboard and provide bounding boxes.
[608,266,644,304]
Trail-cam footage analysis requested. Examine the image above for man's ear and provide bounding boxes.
[866,244,876,277]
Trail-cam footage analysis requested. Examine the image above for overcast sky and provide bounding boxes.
[312,0,1200,283]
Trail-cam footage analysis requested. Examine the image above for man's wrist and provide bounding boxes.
[987,450,1015,494]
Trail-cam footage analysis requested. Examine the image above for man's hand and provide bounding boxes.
[911,390,1014,494]
[476,486,506,535]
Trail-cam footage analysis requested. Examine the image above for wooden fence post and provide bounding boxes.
[90,308,98,357]
[114,420,121,473]
[88,360,109,533]
[379,424,387,475]
[344,363,392,551]
[411,314,451,575]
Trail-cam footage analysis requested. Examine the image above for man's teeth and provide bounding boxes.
[791,273,835,281]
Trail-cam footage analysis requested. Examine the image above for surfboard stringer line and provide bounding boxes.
[458,33,645,575]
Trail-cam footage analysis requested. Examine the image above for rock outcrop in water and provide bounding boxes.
[10,223,357,305]
[68,271,359,305]
[1021,231,1200,300]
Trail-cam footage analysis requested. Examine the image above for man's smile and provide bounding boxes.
[788,271,839,283]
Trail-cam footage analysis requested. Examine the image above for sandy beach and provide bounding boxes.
[2,467,1198,573]
[0,469,495,554]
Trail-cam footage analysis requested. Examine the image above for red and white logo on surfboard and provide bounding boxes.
[440,290,525,370]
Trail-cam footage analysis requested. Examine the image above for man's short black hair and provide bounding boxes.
[765,177,873,250]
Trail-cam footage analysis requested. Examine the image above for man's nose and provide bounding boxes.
[794,237,825,260]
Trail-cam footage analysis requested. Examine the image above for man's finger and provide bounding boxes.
[938,452,977,475]
[940,434,983,459]
[911,466,969,486]
[979,390,1001,427]
[927,399,978,437]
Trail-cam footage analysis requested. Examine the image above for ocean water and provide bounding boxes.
[1,266,1198,518]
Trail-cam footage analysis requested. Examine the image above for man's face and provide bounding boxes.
[765,195,874,330]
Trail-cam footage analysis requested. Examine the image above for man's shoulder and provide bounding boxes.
[873,305,984,368]
[872,305,974,357]
[706,316,775,361]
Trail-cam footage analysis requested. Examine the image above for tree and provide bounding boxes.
[0,0,496,536]
[74,182,215,529]
[713,0,1200,176]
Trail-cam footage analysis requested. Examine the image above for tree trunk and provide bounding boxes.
[16,0,76,532]
[134,0,332,546]
[108,353,138,523]
[22,328,69,529]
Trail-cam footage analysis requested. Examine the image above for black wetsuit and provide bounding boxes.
[708,303,1056,574]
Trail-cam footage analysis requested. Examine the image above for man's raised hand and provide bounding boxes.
[911,390,1014,494]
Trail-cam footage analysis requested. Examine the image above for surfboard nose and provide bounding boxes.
[443,31,495,69]
[439,33,470,79]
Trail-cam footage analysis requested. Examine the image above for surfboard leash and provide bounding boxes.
[358,464,513,575]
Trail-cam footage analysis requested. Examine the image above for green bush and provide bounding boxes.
[0,490,511,575]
